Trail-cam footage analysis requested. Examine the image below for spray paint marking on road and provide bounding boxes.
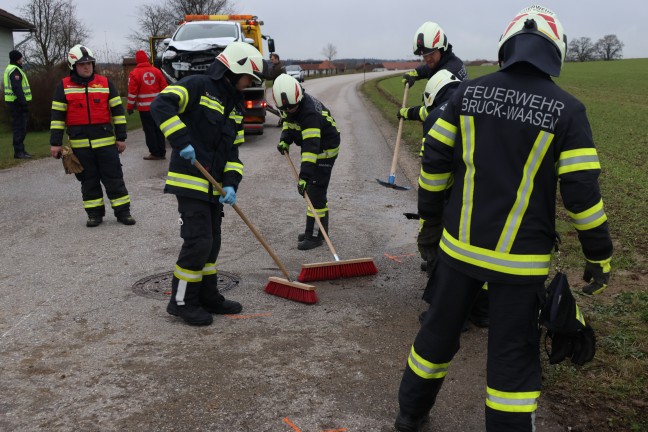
[384,252,417,263]
[283,417,302,432]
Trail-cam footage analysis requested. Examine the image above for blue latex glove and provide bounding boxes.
[219,186,236,205]
[179,144,196,164]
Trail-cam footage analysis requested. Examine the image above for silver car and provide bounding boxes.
[285,64,305,82]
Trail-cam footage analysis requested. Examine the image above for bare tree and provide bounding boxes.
[165,0,233,21]
[321,43,337,61]
[593,34,624,61]
[567,37,595,62]
[19,0,89,70]
[126,3,178,59]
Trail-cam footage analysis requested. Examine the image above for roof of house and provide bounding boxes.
[0,8,34,31]
[381,61,423,70]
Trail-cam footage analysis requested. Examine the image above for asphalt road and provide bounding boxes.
[0,72,564,431]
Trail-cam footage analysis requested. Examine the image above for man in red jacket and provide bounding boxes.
[127,50,168,160]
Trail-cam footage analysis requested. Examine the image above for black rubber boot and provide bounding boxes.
[394,411,429,432]
[199,280,242,315]
[167,279,212,326]
[298,235,324,250]
[86,216,103,227]
[298,233,306,242]
[117,214,136,225]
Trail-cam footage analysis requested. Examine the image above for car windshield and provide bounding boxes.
[286,65,301,71]
[174,23,238,41]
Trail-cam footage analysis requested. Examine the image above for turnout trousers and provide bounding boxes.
[170,196,225,308]
[73,145,131,218]
[7,103,28,155]
[398,258,544,431]
[140,110,166,158]
[304,156,337,238]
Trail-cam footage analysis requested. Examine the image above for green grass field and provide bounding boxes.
[362,59,648,431]
[0,97,142,169]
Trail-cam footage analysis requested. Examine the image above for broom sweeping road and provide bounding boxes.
[0,72,563,432]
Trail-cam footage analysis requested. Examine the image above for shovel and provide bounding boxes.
[376,82,411,191]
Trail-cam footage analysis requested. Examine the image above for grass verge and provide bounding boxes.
[361,59,648,431]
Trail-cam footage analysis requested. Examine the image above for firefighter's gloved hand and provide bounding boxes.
[582,260,610,295]
[397,107,408,120]
[547,325,596,366]
[179,144,196,164]
[277,141,290,155]
[402,70,417,88]
[297,178,308,197]
[219,186,236,206]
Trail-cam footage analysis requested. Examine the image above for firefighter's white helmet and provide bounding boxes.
[423,70,460,109]
[272,74,303,110]
[498,5,567,75]
[413,22,448,56]
[67,44,96,70]
[216,41,264,83]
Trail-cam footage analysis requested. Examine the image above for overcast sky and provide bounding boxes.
[5,0,648,62]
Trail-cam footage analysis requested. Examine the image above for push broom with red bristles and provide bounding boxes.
[283,153,378,282]
[194,161,317,304]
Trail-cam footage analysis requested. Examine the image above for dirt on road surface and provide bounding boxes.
[0,72,565,431]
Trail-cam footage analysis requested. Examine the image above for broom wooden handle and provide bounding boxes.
[283,152,340,261]
[389,82,410,179]
[194,160,292,280]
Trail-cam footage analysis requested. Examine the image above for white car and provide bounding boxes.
[285,65,304,82]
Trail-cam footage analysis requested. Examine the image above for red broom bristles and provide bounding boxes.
[298,257,378,282]
[264,277,318,304]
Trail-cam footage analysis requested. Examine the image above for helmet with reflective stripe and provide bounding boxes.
[216,41,264,84]
[68,44,96,70]
[423,70,460,109]
[498,5,567,76]
[413,22,448,56]
[271,74,303,110]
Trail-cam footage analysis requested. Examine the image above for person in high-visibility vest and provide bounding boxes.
[3,50,32,159]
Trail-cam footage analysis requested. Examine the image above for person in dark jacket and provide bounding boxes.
[150,42,264,326]
[50,44,135,228]
[394,6,613,432]
[402,21,468,89]
[272,73,340,250]
[3,50,32,159]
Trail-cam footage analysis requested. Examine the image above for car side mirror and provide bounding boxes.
[163,38,171,47]
[267,38,275,54]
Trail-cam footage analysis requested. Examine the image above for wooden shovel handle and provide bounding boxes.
[194,160,292,280]
[389,82,410,178]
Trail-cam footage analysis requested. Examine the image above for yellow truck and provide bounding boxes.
[160,14,275,134]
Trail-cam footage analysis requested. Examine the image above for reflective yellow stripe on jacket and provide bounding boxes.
[440,229,551,276]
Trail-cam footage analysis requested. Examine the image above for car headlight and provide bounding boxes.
[162,50,177,60]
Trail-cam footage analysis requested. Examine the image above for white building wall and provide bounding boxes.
[0,28,15,75]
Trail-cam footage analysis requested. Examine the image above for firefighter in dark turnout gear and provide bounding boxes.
[272,73,340,250]
[3,50,32,159]
[395,6,613,432]
[50,44,135,228]
[150,41,263,326]
[401,22,468,89]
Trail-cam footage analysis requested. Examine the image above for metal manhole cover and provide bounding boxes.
[132,271,240,301]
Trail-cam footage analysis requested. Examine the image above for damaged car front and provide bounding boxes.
[160,21,244,84]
